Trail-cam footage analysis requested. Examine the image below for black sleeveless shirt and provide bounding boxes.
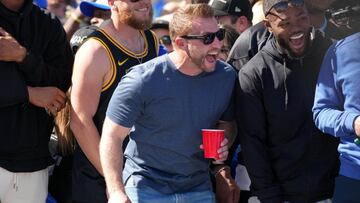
[72,29,158,203]
[91,29,158,133]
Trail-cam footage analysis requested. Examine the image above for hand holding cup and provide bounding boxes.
[201,129,228,161]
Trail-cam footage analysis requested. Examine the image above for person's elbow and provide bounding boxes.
[312,105,323,129]
[69,109,90,140]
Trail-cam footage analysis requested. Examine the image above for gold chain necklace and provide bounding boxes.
[111,23,144,64]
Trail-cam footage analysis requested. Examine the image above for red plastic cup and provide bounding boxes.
[202,129,224,159]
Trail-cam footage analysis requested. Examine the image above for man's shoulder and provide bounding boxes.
[334,32,360,50]
[216,60,236,75]
[128,55,168,76]
[240,50,268,73]
[30,6,62,26]
[76,37,109,56]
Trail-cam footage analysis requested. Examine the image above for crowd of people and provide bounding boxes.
[0,0,359,202]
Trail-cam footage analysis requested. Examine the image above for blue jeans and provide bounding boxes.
[333,175,360,203]
[125,186,215,203]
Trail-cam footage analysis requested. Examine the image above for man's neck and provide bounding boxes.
[110,17,141,40]
[104,19,145,53]
[0,0,24,12]
[168,51,203,76]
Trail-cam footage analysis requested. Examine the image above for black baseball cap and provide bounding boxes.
[263,0,288,16]
[209,0,252,19]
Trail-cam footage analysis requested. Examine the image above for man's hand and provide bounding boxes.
[107,191,131,203]
[27,86,66,115]
[216,138,229,162]
[354,116,360,138]
[0,27,27,63]
[200,138,229,162]
[214,165,240,203]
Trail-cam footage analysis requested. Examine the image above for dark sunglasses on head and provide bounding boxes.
[265,0,304,16]
[159,35,172,45]
[181,28,225,45]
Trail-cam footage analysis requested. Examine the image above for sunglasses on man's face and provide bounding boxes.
[265,0,304,16]
[181,28,225,45]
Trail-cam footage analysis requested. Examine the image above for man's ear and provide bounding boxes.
[174,36,186,49]
[108,0,118,11]
[236,16,251,33]
[108,0,114,6]
[263,19,273,33]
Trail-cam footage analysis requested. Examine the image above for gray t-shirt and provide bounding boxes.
[106,54,236,194]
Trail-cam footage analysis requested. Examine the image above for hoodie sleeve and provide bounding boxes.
[313,42,359,138]
[236,63,282,203]
[18,15,73,92]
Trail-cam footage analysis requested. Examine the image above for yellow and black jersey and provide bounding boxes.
[90,28,159,133]
[72,29,158,202]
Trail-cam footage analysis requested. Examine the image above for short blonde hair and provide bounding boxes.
[169,4,214,43]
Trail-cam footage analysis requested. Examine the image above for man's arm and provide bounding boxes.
[70,39,111,175]
[0,27,27,63]
[100,118,131,203]
[0,18,73,91]
[236,67,282,203]
[313,44,360,138]
[28,86,66,115]
[218,120,237,148]
[0,25,72,108]
[214,120,240,203]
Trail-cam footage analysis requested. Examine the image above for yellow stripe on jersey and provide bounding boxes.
[90,37,117,92]
[98,29,149,58]
[149,30,159,56]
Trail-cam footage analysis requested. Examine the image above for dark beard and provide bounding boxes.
[276,29,312,59]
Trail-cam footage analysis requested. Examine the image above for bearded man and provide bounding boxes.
[99,3,239,203]
[235,0,340,202]
[70,0,159,202]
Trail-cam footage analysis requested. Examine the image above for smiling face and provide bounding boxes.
[115,0,153,30]
[183,17,223,73]
[265,4,311,58]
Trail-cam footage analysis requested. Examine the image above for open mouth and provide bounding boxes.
[205,51,219,63]
[289,32,305,51]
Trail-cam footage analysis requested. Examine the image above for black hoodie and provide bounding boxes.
[0,0,73,172]
[236,31,339,203]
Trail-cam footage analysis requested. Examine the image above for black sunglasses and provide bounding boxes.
[265,0,304,16]
[181,28,225,45]
[159,35,171,45]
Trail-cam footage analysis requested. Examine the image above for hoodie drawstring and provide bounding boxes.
[13,173,18,192]
[283,59,288,111]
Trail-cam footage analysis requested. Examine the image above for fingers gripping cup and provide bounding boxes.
[202,129,224,159]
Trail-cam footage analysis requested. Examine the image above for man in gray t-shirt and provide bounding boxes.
[100,4,239,203]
